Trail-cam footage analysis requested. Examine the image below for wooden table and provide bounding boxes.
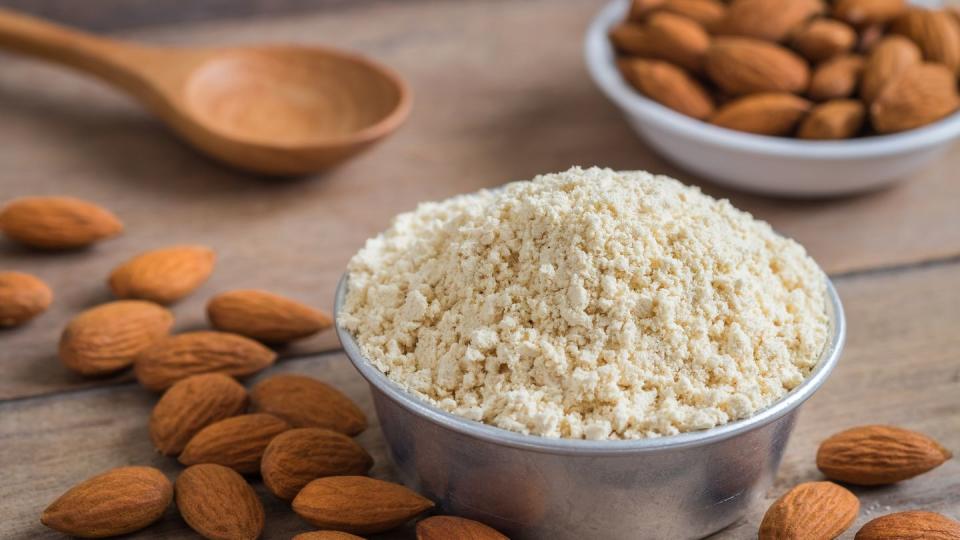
[1,1,958,538]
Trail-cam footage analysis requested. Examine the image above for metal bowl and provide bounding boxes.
[335,275,846,540]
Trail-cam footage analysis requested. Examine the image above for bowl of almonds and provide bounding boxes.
[585,0,960,196]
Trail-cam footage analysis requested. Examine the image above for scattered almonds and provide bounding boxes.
[149,373,249,456]
[207,289,332,343]
[261,427,374,500]
[109,244,215,304]
[250,374,367,435]
[759,481,859,540]
[175,463,264,540]
[817,424,952,485]
[179,413,290,474]
[292,476,435,534]
[0,271,52,327]
[0,196,122,249]
[855,510,960,539]
[417,515,510,540]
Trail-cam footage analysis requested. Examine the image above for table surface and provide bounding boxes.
[1,1,958,538]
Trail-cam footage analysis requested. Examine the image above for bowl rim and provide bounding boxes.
[334,273,846,455]
[584,0,960,159]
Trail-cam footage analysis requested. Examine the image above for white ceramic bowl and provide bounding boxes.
[585,0,960,197]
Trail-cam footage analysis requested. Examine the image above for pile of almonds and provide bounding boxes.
[610,0,960,138]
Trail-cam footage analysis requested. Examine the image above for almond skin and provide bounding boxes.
[109,245,215,304]
[759,481,859,540]
[134,331,276,391]
[207,289,332,344]
[293,533,364,540]
[250,374,367,435]
[175,463,264,540]
[59,300,174,376]
[710,93,812,135]
[717,0,824,42]
[618,58,716,119]
[809,54,865,101]
[798,99,866,139]
[0,196,122,249]
[860,36,922,103]
[855,511,960,539]
[0,271,52,327]
[891,8,960,74]
[179,413,290,474]
[705,37,810,95]
[417,516,509,540]
[871,63,960,134]
[292,476,435,534]
[793,19,857,62]
[609,15,710,73]
[817,424,953,485]
[149,373,248,456]
[834,0,906,26]
[261,428,374,500]
[41,466,172,538]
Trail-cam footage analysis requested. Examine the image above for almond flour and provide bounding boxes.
[339,168,829,440]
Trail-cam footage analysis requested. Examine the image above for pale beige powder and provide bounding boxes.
[339,167,829,440]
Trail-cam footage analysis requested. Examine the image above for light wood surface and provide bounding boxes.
[1,1,958,539]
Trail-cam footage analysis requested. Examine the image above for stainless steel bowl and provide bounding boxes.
[335,276,846,540]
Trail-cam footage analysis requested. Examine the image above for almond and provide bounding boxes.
[0,271,52,327]
[0,196,122,249]
[798,99,866,139]
[705,37,810,95]
[175,463,264,540]
[41,466,172,538]
[834,0,906,26]
[109,245,215,304]
[856,511,960,539]
[858,23,885,53]
[793,19,857,62]
[809,54,865,101]
[610,14,710,73]
[618,58,716,119]
[293,533,364,540]
[860,36,922,103]
[134,331,276,391]
[717,0,824,42]
[710,93,812,135]
[871,62,960,133]
[179,413,290,474]
[149,373,248,456]
[292,476,434,534]
[261,428,374,500]
[609,22,649,53]
[207,289,332,344]
[628,0,666,22]
[250,374,367,435]
[660,0,726,31]
[759,481,859,540]
[817,424,953,485]
[891,8,960,74]
[417,516,509,540]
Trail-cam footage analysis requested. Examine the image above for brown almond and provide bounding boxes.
[292,476,434,534]
[41,466,172,538]
[798,99,866,139]
[856,511,960,539]
[109,245,215,304]
[891,8,960,74]
[293,533,365,540]
[179,413,290,474]
[175,463,264,540]
[705,37,810,95]
[710,93,812,135]
[417,516,509,540]
[250,374,367,435]
[609,14,710,73]
[793,19,857,62]
[0,196,122,249]
[809,54,865,101]
[628,0,666,21]
[59,300,174,376]
[660,0,726,31]
[860,36,922,103]
[858,23,885,53]
[261,428,374,500]
[207,289,332,344]
[871,62,960,134]
[717,0,824,42]
[834,0,906,26]
[759,481,859,540]
[817,424,953,485]
[618,58,716,119]
[134,331,276,391]
[149,373,248,456]
[0,271,52,327]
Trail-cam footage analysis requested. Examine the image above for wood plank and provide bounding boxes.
[2,261,958,539]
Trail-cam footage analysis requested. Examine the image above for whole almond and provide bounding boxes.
[809,54,865,101]
[860,36,922,103]
[856,511,960,539]
[710,93,812,135]
[0,196,122,249]
[817,424,953,485]
[207,289,332,344]
[798,99,866,139]
[292,476,435,534]
[135,331,276,391]
[109,245,215,304]
[179,413,290,474]
[793,19,857,62]
[871,63,960,133]
[891,8,960,74]
[628,0,666,21]
[261,428,374,500]
[759,481,859,540]
[705,37,810,95]
[717,0,824,42]
[293,533,364,540]
[175,463,264,540]
[149,373,248,456]
[0,271,52,327]
[41,466,172,538]
[618,58,716,119]
[834,0,906,26]
[250,374,367,435]
[660,0,726,31]
[609,14,710,73]
[417,516,509,540]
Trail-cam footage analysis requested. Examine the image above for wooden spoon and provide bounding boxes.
[0,9,411,175]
